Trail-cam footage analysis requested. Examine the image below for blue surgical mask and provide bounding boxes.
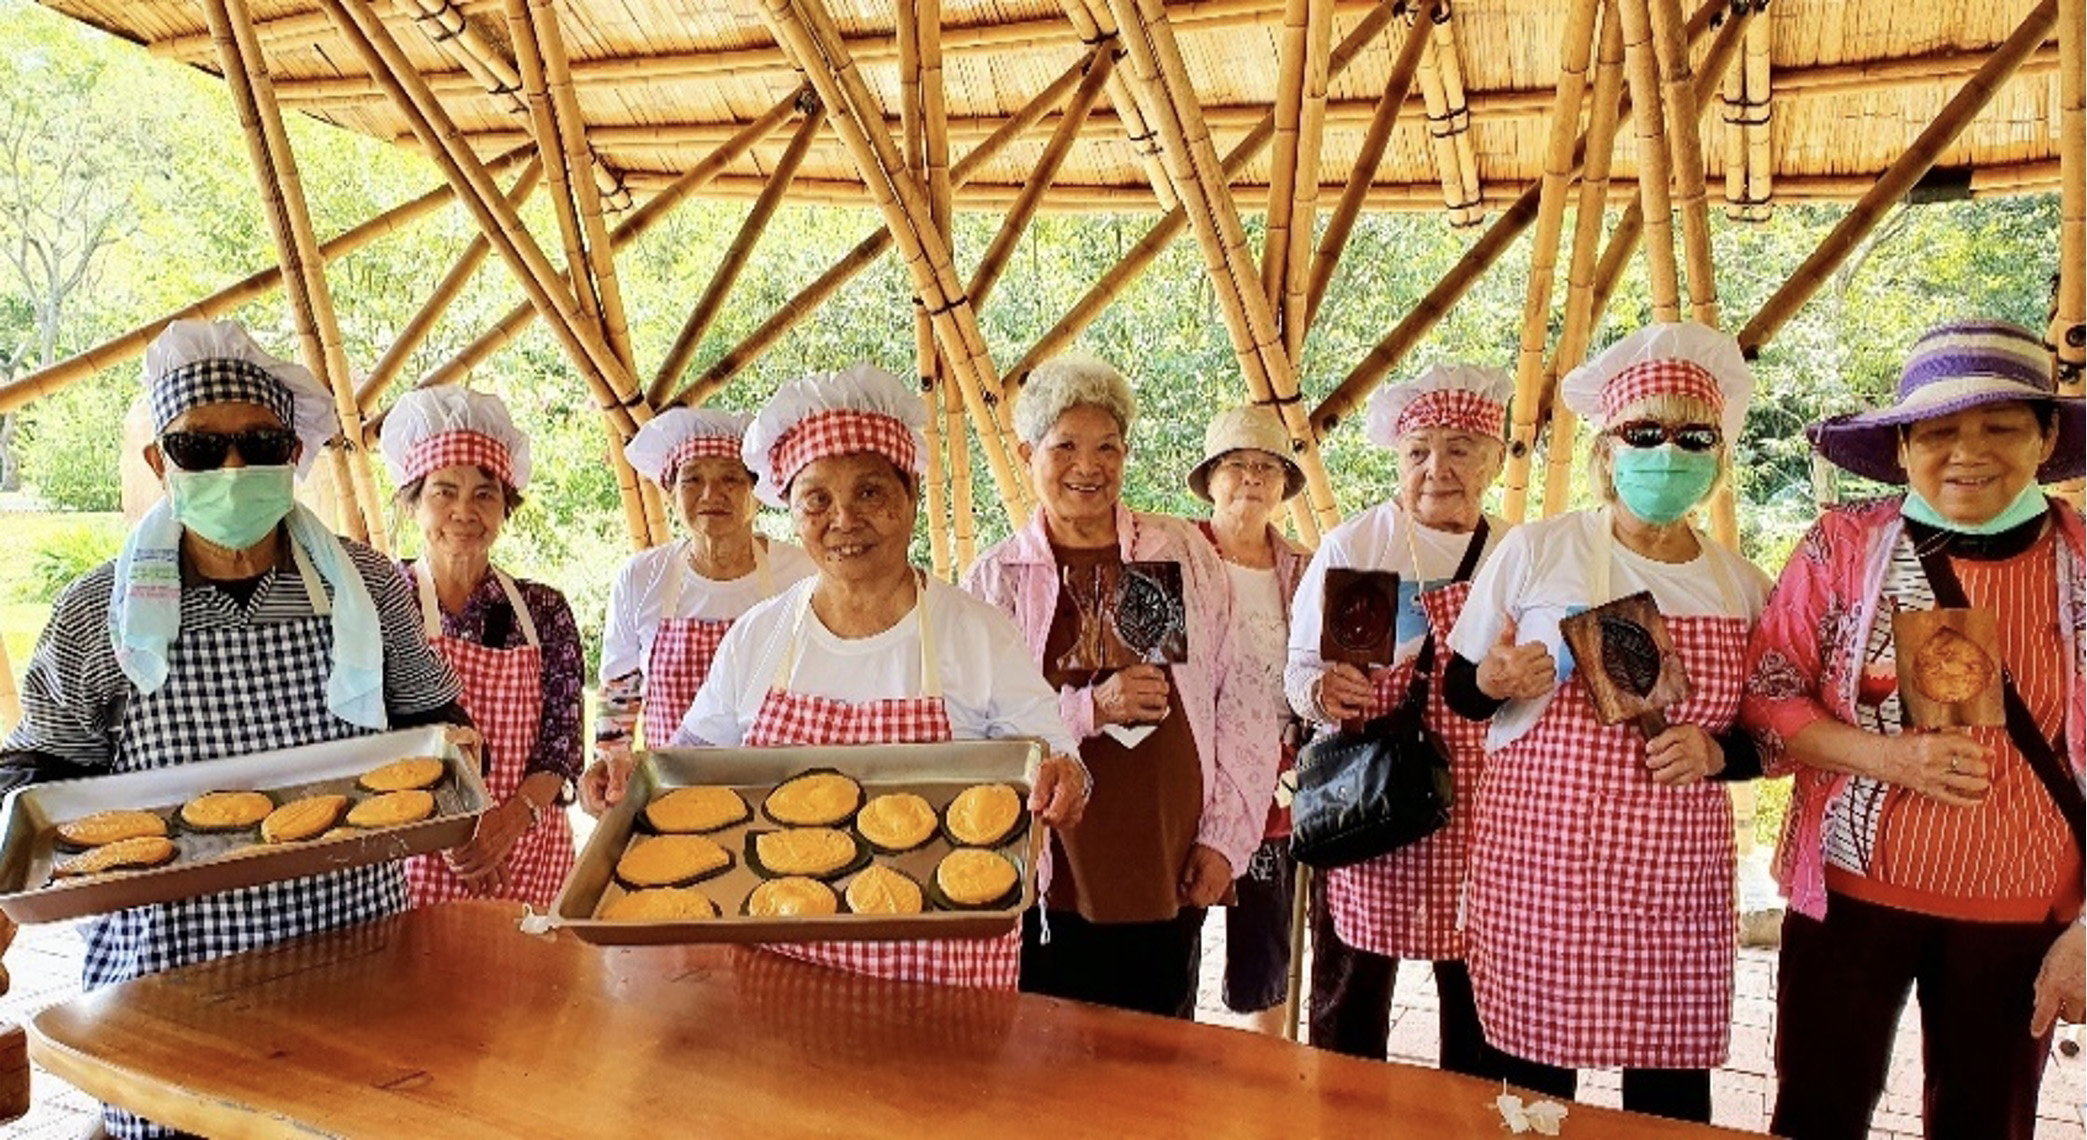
[167,466,296,552]
[1901,483,2048,536]
[1612,445,1720,525]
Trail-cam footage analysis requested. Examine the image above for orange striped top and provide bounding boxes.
[1837,529,2083,922]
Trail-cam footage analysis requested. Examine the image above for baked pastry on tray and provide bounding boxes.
[752,828,861,878]
[615,834,732,888]
[52,835,178,878]
[53,809,169,849]
[261,795,351,844]
[935,848,1020,907]
[346,790,437,829]
[845,865,926,915]
[600,886,720,921]
[644,786,751,834]
[358,756,447,793]
[178,791,275,832]
[944,783,1024,847]
[746,876,839,917]
[855,792,937,852]
[761,770,863,827]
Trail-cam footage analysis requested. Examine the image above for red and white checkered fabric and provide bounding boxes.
[744,685,1021,990]
[1600,358,1725,425]
[1326,581,1487,961]
[1393,390,1507,439]
[405,430,516,489]
[769,410,919,493]
[640,615,734,748]
[405,612,574,910]
[1463,614,1748,1068]
[663,434,746,482]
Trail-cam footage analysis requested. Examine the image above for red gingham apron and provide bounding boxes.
[1465,526,1748,1069]
[1326,578,1487,961]
[404,566,576,910]
[640,541,777,748]
[745,578,1023,990]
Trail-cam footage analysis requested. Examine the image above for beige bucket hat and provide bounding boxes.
[1187,405,1306,502]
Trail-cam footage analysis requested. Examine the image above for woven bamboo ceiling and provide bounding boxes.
[37,0,2071,213]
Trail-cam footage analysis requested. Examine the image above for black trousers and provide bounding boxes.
[1305,875,1488,1077]
[1484,1050,1713,1124]
[1772,892,2064,1140]
[1020,906,1207,1019]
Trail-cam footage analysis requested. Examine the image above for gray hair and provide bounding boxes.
[1014,351,1138,445]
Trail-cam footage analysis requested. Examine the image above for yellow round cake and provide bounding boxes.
[935,848,1019,906]
[178,791,276,832]
[845,865,925,915]
[945,783,1023,846]
[358,756,448,793]
[600,886,720,921]
[260,795,351,844]
[746,876,839,917]
[644,786,750,834]
[345,789,437,829]
[754,827,858,877]
[761,771,862,827]
[855,792,937,851]
[54,809,169,849]
[615,834,732,888]
[52,835,178,878]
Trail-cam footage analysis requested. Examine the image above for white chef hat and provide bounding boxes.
[1365,362,1513,448]
[143,319,339,478]
[742,363,928,508]
[378,385,532,491]
[1560,322,1752,440]
[623,407,755,488]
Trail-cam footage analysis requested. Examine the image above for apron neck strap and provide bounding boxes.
[416,563,539,648]
[774,573,939,698]
[1593,506,1740,613]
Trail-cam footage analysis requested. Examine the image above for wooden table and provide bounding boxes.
[29,902,1753,1138]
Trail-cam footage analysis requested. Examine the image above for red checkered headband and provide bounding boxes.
[1560,322,1752,440]
[405,430,515,488]
[744,365,929,507]
[1598,359,1725,424]
[769,410,919,496]
[1364,362,1512,448]
[1395,389,1507,438]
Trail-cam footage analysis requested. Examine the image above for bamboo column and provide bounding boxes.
[1739,0,2059,352]
[604,419,651,553]
[1279,0,1336,362]
[924,0,980,564]
[504,0,597,356]
[1617,0,1680,324]
[2060,0,2084,505]
[205,0,385,545]
[1647,0,1718,329]
[1307,7,1428,327]
[1744,9,1772,221]
[1263,0,1311,310]
[1720,16,1745,219]
[648,105,827,406]
[357,159,544,414]
[1052,0,1179,211]
[1500,0,1601,524]
[897,0,952,579]
[1429,2,1483,226]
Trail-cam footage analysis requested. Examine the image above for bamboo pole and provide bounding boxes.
[0,152,529,417]
[1314,0,1737,434]
[357,158,544,414]
[605,420,651,553]
[2060,0,2084,506]
[1720,16,1746,218]
[1543,204,1648,516]
[1263,0,1310,309]
[503,0,603,360]
[1741,7,1773,221]
[923,0,979,563]
[1617,0,1680,323]
[1500,0,1601,524]
[1412,6,1471,225]
[205,0,385,545]
[1647,0,1718,329]
[672,63,1085,410]
[969,47,1114,313]
[1280,0,1336,362]
[410,91,802,402]
[897,0,951,580]
[317,0,640,437]
[648,105,827,406]
[1305,6,1430,329]
[1739,0,2060,353]
[1428,1,1483,226]
[1052,0,1180,212]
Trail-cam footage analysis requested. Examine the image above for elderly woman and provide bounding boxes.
[1442,323,1770,1122]
[1742,319,2085,1140]
[0,320,467,1140]
[1283,363,1510,1070]
[379,387,581,908]
[1187,405,1309,1035]
[965,353,1275,1019]
[581,408,815,812]
[664,364,1088,988]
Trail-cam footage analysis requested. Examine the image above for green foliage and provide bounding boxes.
[17,370,125,510]
[20,520,119,602]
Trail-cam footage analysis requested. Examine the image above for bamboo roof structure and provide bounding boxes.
[9,0,2084,555]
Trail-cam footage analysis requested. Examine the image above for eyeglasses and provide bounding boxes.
[1611,421,1722,453]
[159,429,299,471]
[1215,456,1287,480]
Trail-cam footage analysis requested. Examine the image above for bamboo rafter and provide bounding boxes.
[969,47,1114,314]
[1278,0,1335,363]
[1617,0,1680,324]
[1742,3,1771,221]
[1429,1,1482,226]
[504,0,600,349]
[1262,0,1310,312]
[1646,0,1719,330]
[1052,0,1180,213]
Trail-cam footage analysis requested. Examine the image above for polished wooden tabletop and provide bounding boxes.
[29,902,1754,1139]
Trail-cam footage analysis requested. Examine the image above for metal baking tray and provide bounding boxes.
[552,739,1046,946]
[0,726,489,924]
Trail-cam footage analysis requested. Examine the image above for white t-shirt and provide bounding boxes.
[671,576,1080,758]
[1224,562,1290,731]
[598,538,816,682]
[1284,501,1506,723]
[1445,507,1772,749]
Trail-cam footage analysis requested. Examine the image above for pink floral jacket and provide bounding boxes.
[1740,496,2086,919]
[963,504,1278,876]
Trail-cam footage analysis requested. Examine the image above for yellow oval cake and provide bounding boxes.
[761,771,862,827]
[754,827,859,877]
[945,783,1023,846]
[358,756,448,794]
[935,848,1019,906]
[178,791,276,832]
[845,865,925,915]
[52,835,178,878]
[746,876,839,917]
[260,795,352,844]
[599,886,720,921]
[615,834,732,888]
[643,786,750,834]
[345,789,437,829]
[855,792,937,851]
[54,809,169,849]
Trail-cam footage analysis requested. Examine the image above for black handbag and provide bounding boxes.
[1289,521,1488,870]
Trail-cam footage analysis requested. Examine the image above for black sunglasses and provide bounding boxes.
[159,428,299,471]
[1611,420,1722,453]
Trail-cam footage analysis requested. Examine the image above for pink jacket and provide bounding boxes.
[963,503,1278,876]
[1740,496,2086,919]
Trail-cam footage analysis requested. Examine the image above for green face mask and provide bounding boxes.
[1612,445,1720,525]
[167,466,296,551]
[1901,483,2048,536]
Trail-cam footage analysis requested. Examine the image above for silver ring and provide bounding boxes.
[1948,758,1961,775]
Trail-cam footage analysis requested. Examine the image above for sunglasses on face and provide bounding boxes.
[1611,420,1722,453]
[158,428,299,471]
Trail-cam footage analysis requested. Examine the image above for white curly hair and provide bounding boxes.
[1014,351,1138,445]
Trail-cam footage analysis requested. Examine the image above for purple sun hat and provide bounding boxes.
[1806,318,2084,485]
